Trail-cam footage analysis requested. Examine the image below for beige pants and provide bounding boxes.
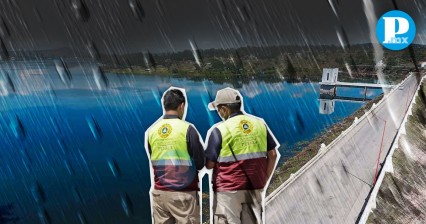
[213,190,263,224]
[151,189,200,224]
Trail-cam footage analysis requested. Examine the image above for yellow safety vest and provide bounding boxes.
[148,119,191,166]
[217,114,267,163]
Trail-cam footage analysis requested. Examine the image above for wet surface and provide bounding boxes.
[0,61,382,223]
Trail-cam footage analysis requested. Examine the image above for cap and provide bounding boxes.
[208,87,241,111]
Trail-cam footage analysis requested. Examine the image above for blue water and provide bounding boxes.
[0,62,382,223]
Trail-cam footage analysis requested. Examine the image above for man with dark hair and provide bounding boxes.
[146,87,205,224]
[163,89,186,111]
[205,87,279,224]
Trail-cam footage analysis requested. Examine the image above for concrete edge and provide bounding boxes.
[357,74,425,224]
[266,73,414,204]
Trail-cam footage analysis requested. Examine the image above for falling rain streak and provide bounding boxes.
[128,0,145,22]
[0,60,383,222]
[0,0,423,223]
[86,115,102,140]
[121,193,133,217]
[71,0,90,22]
[55,59,72,87]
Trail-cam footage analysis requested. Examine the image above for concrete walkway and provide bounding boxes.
[266,74,422,224]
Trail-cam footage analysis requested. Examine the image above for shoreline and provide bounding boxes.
[105,67,409,84]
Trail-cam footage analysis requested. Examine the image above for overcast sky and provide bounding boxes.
[0,0,424,54]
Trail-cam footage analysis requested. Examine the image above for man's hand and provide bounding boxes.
[206,160,216,169]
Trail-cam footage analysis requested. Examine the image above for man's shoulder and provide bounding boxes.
[203,122,222,137]
[182,120,195,127]
[147,118,191,134]
[224,113,265,126]
[212,121,226,130]
[181,121,198,135]
[242,113,265,122]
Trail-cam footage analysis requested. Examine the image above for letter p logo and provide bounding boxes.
[376,10,416,50]
[383,17,409,44]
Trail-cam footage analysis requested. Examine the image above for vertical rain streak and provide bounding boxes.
[0,1,422,223]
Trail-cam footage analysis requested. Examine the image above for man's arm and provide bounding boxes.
[147,142,152,155]
[205,128,222,169]
[265,126,279,182]
[187,125,205,170]
[266,149,277,181]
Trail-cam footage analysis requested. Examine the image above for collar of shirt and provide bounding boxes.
[229,111,243,118]
[163,114,180,119]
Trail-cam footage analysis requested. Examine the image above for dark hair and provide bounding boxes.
[163,89,185,111]
[219,102,242,114]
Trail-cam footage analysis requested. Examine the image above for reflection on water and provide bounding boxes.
[318,68,383,115]
[318,92,379,115]
[0,61,382,223]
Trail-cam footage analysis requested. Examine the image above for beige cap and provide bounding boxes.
[208,87,241,111]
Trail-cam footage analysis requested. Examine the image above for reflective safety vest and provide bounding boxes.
[148,118,195,190]
[217,114,267,163]
[149,119,191,166]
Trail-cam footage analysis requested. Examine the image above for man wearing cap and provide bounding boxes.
[146,88,205,224]
[205,87,279,224]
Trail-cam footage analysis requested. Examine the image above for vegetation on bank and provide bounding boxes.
[103,44,425,85]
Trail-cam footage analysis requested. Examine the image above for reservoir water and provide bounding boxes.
[0,62,382,223]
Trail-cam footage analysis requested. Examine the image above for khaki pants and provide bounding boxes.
[151,189,200,224]
[213,190,263,224]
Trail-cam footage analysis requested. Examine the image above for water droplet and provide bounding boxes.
[128,0,145,22]
[22,158,31,173]
[295,111,305,133]
[10,115,26,140]
[64,160,74,175]
[31,181,46,204]
[108,159,120,178]
[55,59,72,87]
[327,0,339,17]
[78,149,88,167]
[49,117,61,135]
[72,187,83,203]
[120,193,133,217]
[57,139,68,154]
[144,51,156,70]
[34,8,43,22]
[86,116,102,140]
[0,17,11,38]
[20,148,32,163]
[0,39,9,60]
[77,211,88,224]
[189,40,203,68]
[87,41,100,60]
[151,89,162,107]
[71,0,90,22]
[0,72,15,96]
[38,208,51,224]
[92,66,108,90]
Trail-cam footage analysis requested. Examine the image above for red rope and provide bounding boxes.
[373,119,387,185]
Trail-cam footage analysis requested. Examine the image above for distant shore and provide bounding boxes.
[105,66,409,85]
